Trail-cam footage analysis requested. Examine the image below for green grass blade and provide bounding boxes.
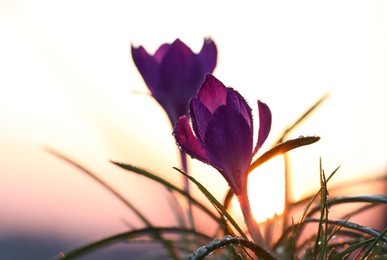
[111,161,220,224]
[46,148,150,225]
[273,164,339,256]
[248,136,320,174]
[286,165,340,219]
[311,159,329,259]
[54,227,212,259]
[326,217,350,245]
[223,136,320,210]
[291,175,387,208]
[166,190,188,228]
[172,167,247,240]
[45,147,179,259]
[274,92,330,144]
[330,238,373,259]
[304,218,387,243]
[361,227,387,259]
[188,236,277,260]
[305,194,387,217]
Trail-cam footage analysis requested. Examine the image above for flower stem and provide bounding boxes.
[237,191,268,251]
[180,150,195,231]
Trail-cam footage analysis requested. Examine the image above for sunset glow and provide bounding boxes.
[231,156,286,223]
[0,1,386,258]
[248,156,286,222]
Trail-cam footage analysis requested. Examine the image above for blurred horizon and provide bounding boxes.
[0,0,386,258]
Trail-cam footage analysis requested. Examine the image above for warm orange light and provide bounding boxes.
[292,174,303,202]
[247,156,285,222]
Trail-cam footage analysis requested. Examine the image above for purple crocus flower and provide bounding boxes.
[173,74,272,196]
[131,38,217,125]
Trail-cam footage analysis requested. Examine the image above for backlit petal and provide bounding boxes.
[190,98,211,143]
[198,38,217,76]
[203,106,253,194]
[132,39,218,127]
[161,41,202,107]
[160,39,202,91]
[226,88,253,130]
[173,116,209,164]
[197,74,227,113]
[153,43,170,63]
[131,45,160,94]
[254,100,272,153]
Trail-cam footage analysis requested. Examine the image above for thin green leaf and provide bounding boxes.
[304,218,387,243]
[188,236,277,260]
[249,136,320,173]
[293,165,337,257]
[222,187,236,214]
[45,147,178,259]
[291,175,387,208]
[311,159,329,259]
[326,217,350,246]
[172,167,247,240]
[305,194,387,217]
[274,92,330,144]
[362,227,387,259]
[274,93,328,240]
[273,165,339,255]
[45,148,150,225]
[293,165,340,224]
[330,238,374,259]
[111,161,220,224]
[54,227,212,259]
[223,136,320,210]
[166,191,187,228]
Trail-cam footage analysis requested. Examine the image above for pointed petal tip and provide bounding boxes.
[173,38,183,44]
[170,38,190,50]
[203,37,216,48]
[257,99,270,107]
[255,100,272,153]
[202,73,225,87]
[130,44,143,54]
[197,74,228,112]
[198,37,217,74]
[203,37,213,42]
[130,42,139,49]
[204,73,214,81]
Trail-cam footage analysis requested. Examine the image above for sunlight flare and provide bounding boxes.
[247,156,285,222]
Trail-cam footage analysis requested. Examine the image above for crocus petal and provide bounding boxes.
[254,100,272,153]
[226,88,253,130]
[189,98,211,143]
[197,74,227,113]
[203,106,253,194]
[160,39,202,93]
[132,39,218,128]
[158,40,203,121]
[173,116,209,164]
[198,38,217,76]
[153,43,170,63]
[131,45,160,94]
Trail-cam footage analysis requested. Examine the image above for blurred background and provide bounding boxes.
[0,0,386,259]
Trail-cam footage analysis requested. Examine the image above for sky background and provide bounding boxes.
[0,0,386,258]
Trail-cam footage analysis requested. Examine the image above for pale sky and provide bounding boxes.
[0,0,386,239]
